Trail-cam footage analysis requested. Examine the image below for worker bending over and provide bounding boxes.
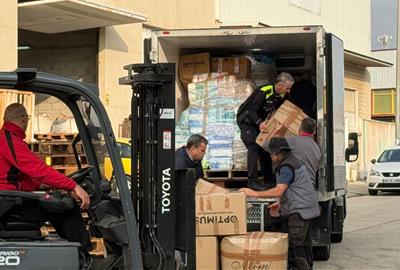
[240,137,320,270]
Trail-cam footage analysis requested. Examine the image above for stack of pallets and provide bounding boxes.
[30,133,87,175]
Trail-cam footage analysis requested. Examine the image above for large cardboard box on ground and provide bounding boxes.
[195,180,247,236]
[179,53,210,88]
[256,100,308,148]
[211,57,251,79]
[220,232,288,270]
[196,236,219,270]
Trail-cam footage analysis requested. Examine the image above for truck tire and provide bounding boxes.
[331,231,343,243]
[368,189,378,196]
[331,198,344,243]
[313,201,332,261]
[313,243,331,261]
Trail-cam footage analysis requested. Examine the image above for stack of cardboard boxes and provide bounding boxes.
[195,180,288,270]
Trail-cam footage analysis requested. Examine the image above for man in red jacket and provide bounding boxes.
[0,103,92,259]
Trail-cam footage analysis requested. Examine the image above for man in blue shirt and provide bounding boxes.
[175,134,208,179]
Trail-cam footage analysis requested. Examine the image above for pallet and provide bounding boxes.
[32,142,84,155]
[52,165,80,175]
[34,133,76,141]
[90,237,106,257]
[204,169,255,181]
[39,154,88,166]
[40,225,56,236]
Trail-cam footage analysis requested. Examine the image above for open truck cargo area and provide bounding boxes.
[149,25,354,260]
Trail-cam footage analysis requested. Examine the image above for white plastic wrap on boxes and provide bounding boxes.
[177,74,254,171]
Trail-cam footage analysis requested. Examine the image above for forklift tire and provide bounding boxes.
[313,243,331,261]
[368,189,378,196]
[331,232,343,243]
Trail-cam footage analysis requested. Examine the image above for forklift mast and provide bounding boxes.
[120,63,183,269]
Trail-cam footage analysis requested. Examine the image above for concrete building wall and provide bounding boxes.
[370,50,396,89]
[345,63,372,122]
[97,0,216,134]
[344,62,372,180]
[19,29,98,84]
[217,0,371,55]
[0,1,17,70]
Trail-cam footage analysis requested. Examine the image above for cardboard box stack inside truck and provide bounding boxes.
[178,52,309,269]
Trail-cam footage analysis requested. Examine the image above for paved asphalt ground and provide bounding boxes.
[314,181,400,270]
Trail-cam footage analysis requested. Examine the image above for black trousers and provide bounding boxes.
[239,124,274,184]
[5,202,92,254]
[281,213,313,270]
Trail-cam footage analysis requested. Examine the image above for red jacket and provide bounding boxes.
[0,121,77,191]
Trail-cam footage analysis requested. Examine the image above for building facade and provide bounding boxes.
[1,0,391,180]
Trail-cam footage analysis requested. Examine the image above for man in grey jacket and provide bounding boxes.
[240,137,320,270]
[286,117,321,183]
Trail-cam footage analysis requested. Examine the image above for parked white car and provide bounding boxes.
[368,146,400,195]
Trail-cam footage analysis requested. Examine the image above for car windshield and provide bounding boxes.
[378,149,400,162]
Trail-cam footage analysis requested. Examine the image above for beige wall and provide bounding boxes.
[0,1,17,70]
[98,0,216,134]
[96,0,216,28]
[344,62,372,180]
[345,63,371,124]
[217,0,371,55]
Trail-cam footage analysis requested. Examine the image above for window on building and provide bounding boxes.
[372,89,396,117]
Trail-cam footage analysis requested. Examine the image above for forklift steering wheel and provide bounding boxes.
[67,166,93,183]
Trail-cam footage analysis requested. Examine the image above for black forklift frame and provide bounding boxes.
[0,69,143,270]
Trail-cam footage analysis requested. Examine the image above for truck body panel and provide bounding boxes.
[150,26,346,201]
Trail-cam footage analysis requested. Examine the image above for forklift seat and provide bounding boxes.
[0,190,75,240]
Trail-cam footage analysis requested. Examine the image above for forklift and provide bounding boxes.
[0,65,194,269]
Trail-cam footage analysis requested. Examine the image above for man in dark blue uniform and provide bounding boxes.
[175,134,208,179]
[236,72,294,190]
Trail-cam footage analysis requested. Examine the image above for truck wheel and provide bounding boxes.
[331,200,344,243]
[368,189,378,196]
[331,232,343,243]
[313,243,331,261]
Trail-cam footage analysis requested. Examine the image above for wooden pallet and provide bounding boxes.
[51,165,81,175]
[34,133,76,141]
[32,142,84,155]
[204,169,256,181]
[90,237,106,257]
[39,154,88,166]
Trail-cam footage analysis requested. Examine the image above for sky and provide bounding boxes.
[371,0,397,50]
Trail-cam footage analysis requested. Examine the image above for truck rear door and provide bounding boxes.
[325,33,346,192]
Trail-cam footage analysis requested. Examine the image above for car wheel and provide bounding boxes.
[368,189,378,196]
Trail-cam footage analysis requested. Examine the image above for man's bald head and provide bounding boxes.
[3,103,29,131]
[4,103,27,121]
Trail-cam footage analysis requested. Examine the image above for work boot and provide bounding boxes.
[247,179,267,191]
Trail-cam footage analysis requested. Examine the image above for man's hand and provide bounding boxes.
[259,121,267,131]
[239,187,258,197]
[268,201,280,217]
[72,185,90,210]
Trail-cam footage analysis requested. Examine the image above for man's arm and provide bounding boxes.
[240,164,293,198]
[11,137,77,190]
[247,89,267,126]
[239,183,288,198]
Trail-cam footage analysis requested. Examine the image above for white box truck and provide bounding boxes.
[147,25,359,260]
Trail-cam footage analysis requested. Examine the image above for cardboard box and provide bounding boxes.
[195,182,246,236]
[196,178,227,195]
[221,232,288,270]
[196,236,219,270]
[256,100,308,148]
[179,53,211,88]
[211,57,251,79]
